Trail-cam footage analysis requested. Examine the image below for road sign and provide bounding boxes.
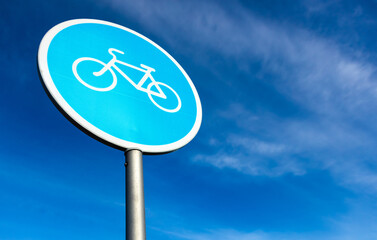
[38,19,202,153]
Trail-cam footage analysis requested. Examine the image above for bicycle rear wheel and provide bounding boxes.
[147,81,181,113]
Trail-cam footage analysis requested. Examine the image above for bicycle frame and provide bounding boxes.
[94,48,166,99]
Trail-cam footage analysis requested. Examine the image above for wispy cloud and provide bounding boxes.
[156,225,377,240]
[152,199,377,240]
[157,228,270,240]
[105,0,377,192]
[104,0,377,122]
[194,128,303,177]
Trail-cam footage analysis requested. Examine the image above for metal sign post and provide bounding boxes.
[125,150,146,240]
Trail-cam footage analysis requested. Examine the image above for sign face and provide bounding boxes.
[38,19,202,153]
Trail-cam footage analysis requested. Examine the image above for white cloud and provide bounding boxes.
[153,200,377,240]
[104,0,377,192]
[105,0,377,123]
[198,102,377,192]
[228,135,286,156]
[194,127,304,177]
[156,225,377,240]
[99,1,377,239]
[160,229,270,240]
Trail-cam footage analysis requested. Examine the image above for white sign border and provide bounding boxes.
[38,19,202,154]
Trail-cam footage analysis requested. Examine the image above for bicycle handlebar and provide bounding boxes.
[109,48,124,57]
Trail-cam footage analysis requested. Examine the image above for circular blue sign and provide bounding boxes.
[38,19,202,153]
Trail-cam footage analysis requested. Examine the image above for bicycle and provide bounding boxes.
[72,48,181,113]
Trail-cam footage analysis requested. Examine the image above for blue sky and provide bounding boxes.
[2,0,377,239]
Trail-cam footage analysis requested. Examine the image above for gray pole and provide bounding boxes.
[125,149,146,240]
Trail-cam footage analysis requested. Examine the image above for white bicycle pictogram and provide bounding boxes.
[72,48,181,113]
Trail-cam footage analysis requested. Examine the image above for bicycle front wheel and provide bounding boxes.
[147,81,181,113]
[72,57,117,92]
